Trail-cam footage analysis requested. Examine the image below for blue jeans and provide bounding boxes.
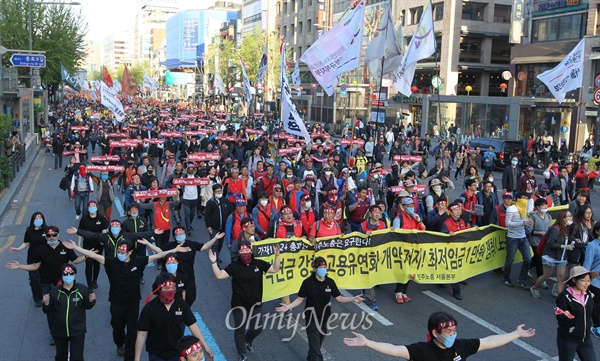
[181,199,197,231]
[557,336,596,361]
[503,236,531,284]
[73,192,89,217]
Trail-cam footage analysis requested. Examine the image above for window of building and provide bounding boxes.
[283,26,287,38]
[434,3,444,21]
[292,0,295,12]
[490,39,510,64]
[283,2,287,13]
[493,5,510,23]
[299,0,303,9]
[291,23,295,35]
[532,13,587,42]
[459,37,481,63]
[532,17,560,42]
[308,19,312,32]
[298,46,302,60]
[462,2,485,21]
[400,10,406,26]
[558,13,584,40]
[410,6,424,25]
[299,21,303,34]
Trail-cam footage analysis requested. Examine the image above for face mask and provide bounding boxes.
[101,174,109,181]
[488,177,494,182]
[433,186,442,193]
[62,275,75,285]
[438,332,457,348]
[304,202,312,208]
[316,268,328,278]
[33,219,43,228]
[325,171,332,177]
[47,240,59,247]
[89,207,97,214]
[539,208,548,213]
[175,235,186,243]
[187,170,195,175]
[117,253,128,262]
[215,193,223,199]
[406,207,414,215]
[110,227,121,235]
[566,220,573,226]
[511,160,518,166]
[166,263,178,274]
[159,289,176,304]
[539,191,548,197]
[239,252,252,265]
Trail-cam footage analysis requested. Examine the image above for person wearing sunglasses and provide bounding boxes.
[42,264,96,361]
[344,311,535,360]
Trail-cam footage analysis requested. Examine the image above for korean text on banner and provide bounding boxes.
[100,81,125,122]
[280,44,311,142]
[536,38,585,104]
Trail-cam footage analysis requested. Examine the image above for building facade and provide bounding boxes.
[242,0,278,36]
[103,32,132,72]
[132,4,179,65]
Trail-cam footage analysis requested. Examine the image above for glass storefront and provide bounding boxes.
[427,100,510,139]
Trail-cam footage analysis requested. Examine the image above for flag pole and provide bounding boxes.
[373,1,392,140]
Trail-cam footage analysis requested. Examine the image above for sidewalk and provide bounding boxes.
[0,142,41,218]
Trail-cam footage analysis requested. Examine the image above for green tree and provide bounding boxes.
[115,62,150,85]
[0,0,88,84]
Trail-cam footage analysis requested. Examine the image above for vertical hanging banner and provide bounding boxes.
[509,0,525,43]
[536,38,585,104]
[300,0,365,96]
[256,41,268,85]
[280,43,311,143]
[292,61,302,96]
[214,72,226,95]
[61,64,81,91]
[364,4,404,78]
[239,56,253,108]
[100,81,125,122]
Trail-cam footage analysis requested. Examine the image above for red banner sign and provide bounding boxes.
[71,126,88,131]
[107,133,130,138]
[184,130,208,137]
[143,139,164,144]
[390,184,426,193]
[86,165,124,172]
[134,189,179,199]
[278,147,303,155]
[394,155,422,163]
[187,153,221,161]
[159,132,182,138]
[341,138,365,146]
[110,140,141,147]
[172,178,211,186]
[311,144,333,151]
[91,156,120,163]
[310,132,331,139]
[62,150,88,156]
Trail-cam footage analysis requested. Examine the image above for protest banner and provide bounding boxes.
[71,126,88,131]
[390,185,426,193]
[86,165,124,172]
[187,153,221,162]
[278,147,303,155]
[394,155,422,163]
[172,178,211,186]
[134,189,179,199]
[90,156,120,163]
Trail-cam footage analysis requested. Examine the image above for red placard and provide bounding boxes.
[310,132,331,139]
[390,185,426,193]
[311,144,333,151]
[143,139,164,144]
[311,155,329,163]
[134,189,179,199]
[91,156,120,163]
[187,153,221,161]
[127,124,139,128]
[107,133,130,138]
[246,129,264,135]
[86,165,124,172]
[221,136,237,142]
[62,150,88,156]
[172,178,211,186]
[110,140,141,147]
[278,147,303,155]
[159,132,182,138]
[341,138,365,146]
[394,155,422,163]
[185,130,208,137]
[71,126,88,131]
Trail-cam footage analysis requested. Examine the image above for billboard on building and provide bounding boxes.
[165,72,193,85]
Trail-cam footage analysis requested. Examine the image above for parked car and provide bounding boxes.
[469,138,523,169]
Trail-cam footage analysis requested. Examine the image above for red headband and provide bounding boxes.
[323,207,335,214]
[110,221,121,227]
[165,255,177,263]
[180,341,203,356]
[117,244,129,252]
[436,320,456,330]
[63,265,74,273]
[160,280,176,288]
[449,204,461,211]
[241,220,254,228]
[280,207,293,215]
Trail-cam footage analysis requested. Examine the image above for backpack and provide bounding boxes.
[536,225,560,255]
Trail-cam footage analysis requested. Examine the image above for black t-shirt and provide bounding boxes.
[406,339,480,361]
[160,241,204,278]
[23,227,48,262]
[298,274,341,325]
[104,256,148,304]
[78,214,107,250]
[224,259,271,307]
[152,271,189,300]
[137,297,196,359]
[30,242,78,284]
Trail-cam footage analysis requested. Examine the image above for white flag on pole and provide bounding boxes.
[100,81,125,122]
[292,61,302,96]
[364,4,404,79]
[143,74,159,91]
[256,41,268,85]
[214,72,226,95]
[536,38,585,104]
[239,56,253,108]
[281,43,311,142]
[392,0,436,96]
[300,0,365,96]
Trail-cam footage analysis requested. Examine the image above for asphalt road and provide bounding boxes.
[1,149,600,361]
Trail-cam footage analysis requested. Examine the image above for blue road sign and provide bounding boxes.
[10,54,46,67]
[560,125,569,133]
[341,84,347,91]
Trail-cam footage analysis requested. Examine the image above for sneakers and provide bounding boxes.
[453,293,463,300]
[530,286,541,299]
[75,215,80,220]
[503,280,515,288]
[116,346,125,356]
[238,354,248,361]
[527,269,536,279]
[402,294,411,303]
[591,327,600,339]
[395,293,404,304]
[245,340,254,353]
[541,281,549,289]
[369,301,379,311]
[552,283,559,297]
[516,281,529,290]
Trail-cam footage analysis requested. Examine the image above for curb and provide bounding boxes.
[0,144,42,219]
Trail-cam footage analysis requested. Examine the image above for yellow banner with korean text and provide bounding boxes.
[254,224,521,302]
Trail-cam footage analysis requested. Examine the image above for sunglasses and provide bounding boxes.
[47,233,58,237]
[62,271,75,276]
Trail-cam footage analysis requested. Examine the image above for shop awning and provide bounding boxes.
[589,53,600,60]
[511,55,565,64]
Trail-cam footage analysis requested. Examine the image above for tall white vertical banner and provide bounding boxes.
[214,72,226,95]
[256,41,268,85]
[364,4,404,78]
[536,38,585,104]
[240,57,253,108]
[292,61,302,96]
[100,81,125,122]
[281,44,311,142]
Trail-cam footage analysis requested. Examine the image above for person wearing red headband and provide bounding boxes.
[177,336,205,361]
[344,311,535,360]
[135,273,213,361]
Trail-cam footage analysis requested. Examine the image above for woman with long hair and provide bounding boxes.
[568,204,594,270]
[583,222,600,338]
[530,210,574,299]
[454,145,467,180]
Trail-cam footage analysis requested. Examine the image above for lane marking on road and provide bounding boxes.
[287,317,334,361]
[24,156,46,203]
[186,311,227,361]
[0,235,16,254]
[339,290,393,326]
[423,291,555,360]
[15,207,27,225]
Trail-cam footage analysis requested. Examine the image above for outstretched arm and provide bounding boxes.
[200,232,225,251]
[208,250,230,279]
[343,332,410,359]
[62,240,105,264]
[267,245,281,273]
[478,324,535,352]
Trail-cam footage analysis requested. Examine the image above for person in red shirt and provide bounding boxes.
[359,205,387,311]
[287,178,308,213]
[440,201,472,300]
[321,189,344,228]
[309,206,342,243]
[295,194,316,237]
[268,184,286,216]
[252,192,273,239]
[222,167,246,203]
[258,164,279,197]
[137,194,180,247]
[268,205,303,238]
[460,178,479,226]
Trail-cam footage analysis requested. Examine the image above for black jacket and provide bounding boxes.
[76,229,155,258]
[43,282,95,337]
[502,165,521,191]
[204,197,233,231]
[556,289,594,342]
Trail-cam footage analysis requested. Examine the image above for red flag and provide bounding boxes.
[103,66,114,88]
[121,65,137,96]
